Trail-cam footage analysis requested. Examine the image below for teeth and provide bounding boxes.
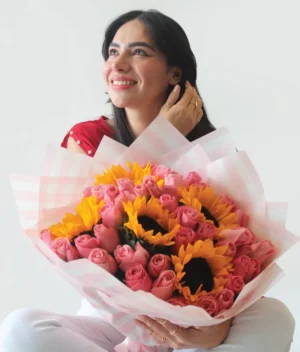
[112,81,136,86]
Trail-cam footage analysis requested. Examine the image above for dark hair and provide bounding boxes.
[102,9,216,146]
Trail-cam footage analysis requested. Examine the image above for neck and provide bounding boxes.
[125,103,162,138]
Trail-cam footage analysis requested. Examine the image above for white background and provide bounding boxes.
[1,0,299,350]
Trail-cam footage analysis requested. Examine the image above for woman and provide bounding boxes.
[0,9,295,352]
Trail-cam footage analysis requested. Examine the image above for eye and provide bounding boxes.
[133,49,148,56]
[108,48,118,56]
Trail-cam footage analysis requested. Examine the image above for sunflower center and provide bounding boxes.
[138,215,167,235]
[201,206,219,227]
[183,257,214,294]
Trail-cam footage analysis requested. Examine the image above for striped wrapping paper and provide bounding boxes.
[10,115,299,351]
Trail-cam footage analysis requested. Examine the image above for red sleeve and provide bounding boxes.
[61,116,114,157]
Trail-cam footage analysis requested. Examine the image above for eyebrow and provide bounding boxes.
[109,41,156,51]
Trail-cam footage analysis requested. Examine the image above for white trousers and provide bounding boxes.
[0,297,295,352]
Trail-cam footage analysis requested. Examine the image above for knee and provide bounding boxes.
[1,308,38,335]
[261,297,295,334]
[248,297,295,345]
[228,297,295,351]
[0,308,50,351]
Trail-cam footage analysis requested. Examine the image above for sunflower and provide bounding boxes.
[95,162,159,186]
[122,196,180,246]
[49,196,104,240]
[178,185,238,233]
[172,239,232,302]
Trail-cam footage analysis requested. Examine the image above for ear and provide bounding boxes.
[168,67,182,85]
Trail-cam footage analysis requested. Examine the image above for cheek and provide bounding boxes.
[148,67,167,83]
[138,60,168,81]
[102,62,111,84]
[143,64,170,91]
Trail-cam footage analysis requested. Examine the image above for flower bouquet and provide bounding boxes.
[10,116,299,351]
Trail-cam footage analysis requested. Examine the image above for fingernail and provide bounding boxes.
[174,85,180,93]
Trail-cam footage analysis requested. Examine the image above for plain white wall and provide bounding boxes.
[1,0,300,350]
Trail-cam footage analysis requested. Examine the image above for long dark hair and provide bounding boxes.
[102,9,216,146]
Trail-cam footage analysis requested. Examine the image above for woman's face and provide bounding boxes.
[103,19,176,109]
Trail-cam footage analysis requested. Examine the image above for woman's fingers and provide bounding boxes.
[135,318,171,346]
[164,85,181,110]
[186,93,203,124]
[160,81,204,136]
[176,81,194,108]
[135,316,187,349]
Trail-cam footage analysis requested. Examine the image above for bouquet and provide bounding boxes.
[10,116,299,351]
[42,161,275,314]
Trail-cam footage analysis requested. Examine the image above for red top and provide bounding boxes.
[61,116,115,157]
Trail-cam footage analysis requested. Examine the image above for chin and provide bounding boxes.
[110,96,135,109]
[111,101,127,109]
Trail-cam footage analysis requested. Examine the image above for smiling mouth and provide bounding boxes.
[111,80,137,86]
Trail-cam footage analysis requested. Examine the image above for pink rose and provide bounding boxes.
[233,255,252,280]
[167,296,188,307]
[116,178,135,193]
[152,165,171,179]
[83,186,92,198]
[148,254,172,278]
[114,192,136,211]
[216,289,234,310]
[151,270,176,301]
[251,258,261,278]
[93,224,120,253]
[125,263,153,292]
[100,203,123,228]
[176,206,199,229]
[50,238,80,262]
[195,222,216,241]
[149,163,156,173]
[194,296,219,317]
[249,240,276,266]
[121,191,136,201]
[104,184,120,204]
[91,184,105,202]
[40,229,55,246]
[185,171,203,187]
[134,184,148,197]
[235,210,249,227]
[143,175,161,197]
[114,243,150,272]
[223,242,237,257]
[221,195,249,227]
[74,234,99,258]
[163,172,186,197]
[88,248,117,274]
[114,193,126,211]
[218,228,256,247]
[244,258,261,282]
[235,244,252,257]
[172,227,196,254]
[225,274,245,294]
[159,194,178,213]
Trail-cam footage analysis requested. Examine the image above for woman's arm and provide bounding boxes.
[66,136,87,155]
[190,318,232,349]
[135,316,232,350]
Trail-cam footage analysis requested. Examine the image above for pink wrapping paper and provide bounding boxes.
[10,115,299,351]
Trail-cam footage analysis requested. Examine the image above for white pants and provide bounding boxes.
[0,297,295,352]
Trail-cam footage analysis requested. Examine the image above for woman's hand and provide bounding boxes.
[160,81,203,136]
[135,315,232,350]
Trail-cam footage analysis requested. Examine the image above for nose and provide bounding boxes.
[111,53,130,72]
